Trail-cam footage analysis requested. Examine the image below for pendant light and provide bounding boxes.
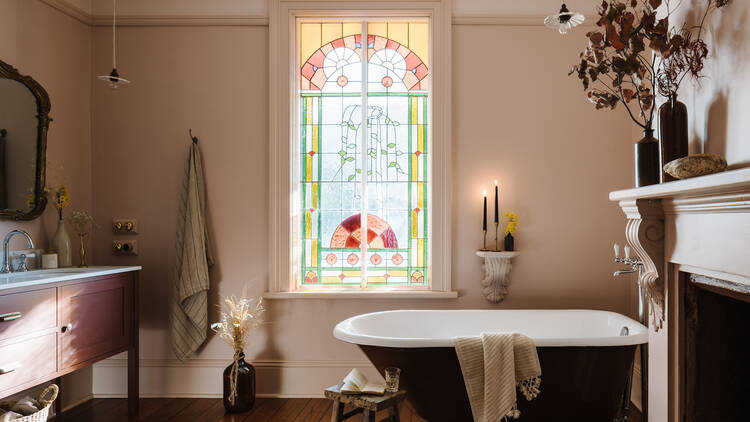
[97,0,130,88]
[544,3,585,35]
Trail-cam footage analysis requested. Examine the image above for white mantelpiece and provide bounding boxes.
[476,251,519,303]
[610,167,750,422]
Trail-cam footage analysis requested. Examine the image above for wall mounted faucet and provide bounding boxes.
[613,243,642,277]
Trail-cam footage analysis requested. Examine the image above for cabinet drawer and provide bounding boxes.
[0,288,57,341]
[0,332,57,394]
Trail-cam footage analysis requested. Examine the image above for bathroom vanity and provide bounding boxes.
[0,267,140,416]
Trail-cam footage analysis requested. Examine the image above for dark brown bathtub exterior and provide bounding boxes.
[360,344,636,422]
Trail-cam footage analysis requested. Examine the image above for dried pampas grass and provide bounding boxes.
[211,295,265,354]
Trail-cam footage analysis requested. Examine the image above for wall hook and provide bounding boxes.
[189,128,198,144]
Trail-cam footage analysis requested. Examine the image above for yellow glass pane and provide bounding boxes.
[409,22,429,66]
[321,23,343,46]
[387,22,409,46]
[300,23,321,64]
[367,22,387,38]
[342,22,360,37]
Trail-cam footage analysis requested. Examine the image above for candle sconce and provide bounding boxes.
[476,250,519,303]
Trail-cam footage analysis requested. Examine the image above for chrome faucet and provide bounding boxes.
[612,243,642,277]
[1,230,35,274]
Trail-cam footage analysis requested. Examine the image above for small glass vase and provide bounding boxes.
[223,351,256,413]
[53,219,72,268]
[504,234,514,252]
[78,234,88,268]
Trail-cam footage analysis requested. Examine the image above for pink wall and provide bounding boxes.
[0,0,93,247]
[673,0,750,167]
[90,22,635,373]
[0,0,93,407]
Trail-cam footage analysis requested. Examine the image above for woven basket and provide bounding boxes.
[0,384,58,422]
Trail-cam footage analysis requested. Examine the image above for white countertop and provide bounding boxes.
[0,266,142,291]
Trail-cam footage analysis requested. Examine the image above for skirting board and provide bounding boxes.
[92,359,377,398]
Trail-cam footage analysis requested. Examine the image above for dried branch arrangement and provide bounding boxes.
[570,0,731,130]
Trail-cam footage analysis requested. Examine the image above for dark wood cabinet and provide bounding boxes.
[0,270,139,416]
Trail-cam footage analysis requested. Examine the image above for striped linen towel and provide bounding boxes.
[170,142,214,361]
[454,333,541,421]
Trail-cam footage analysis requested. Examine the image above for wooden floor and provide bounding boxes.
[52,398,643,421]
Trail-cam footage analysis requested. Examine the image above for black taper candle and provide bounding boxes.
[494,181,499,223]
[482,192,487,231]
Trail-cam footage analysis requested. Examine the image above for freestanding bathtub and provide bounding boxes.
[334,309,647,422]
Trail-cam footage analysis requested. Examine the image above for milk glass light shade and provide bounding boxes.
[97,68,130,89]
[544,3,585,34]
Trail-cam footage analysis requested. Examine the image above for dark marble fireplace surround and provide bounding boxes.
[682,273,750,422]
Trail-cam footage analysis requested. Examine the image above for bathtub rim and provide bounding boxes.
[333,309,649,348]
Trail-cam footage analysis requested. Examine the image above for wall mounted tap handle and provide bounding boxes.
[624,245,631,260]
[614,243,620,259]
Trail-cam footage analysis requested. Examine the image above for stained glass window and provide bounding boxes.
[297,20,430,288]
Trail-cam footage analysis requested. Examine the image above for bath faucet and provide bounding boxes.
[612,243,642,277]
[1,230,35,274]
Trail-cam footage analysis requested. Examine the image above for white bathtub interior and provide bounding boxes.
[334,309,648,348]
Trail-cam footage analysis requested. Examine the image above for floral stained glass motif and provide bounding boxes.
[298,20,429,288]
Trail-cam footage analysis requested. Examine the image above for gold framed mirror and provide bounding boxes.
[0,59,50,220]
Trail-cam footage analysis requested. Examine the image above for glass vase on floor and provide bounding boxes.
[223,351,256,413]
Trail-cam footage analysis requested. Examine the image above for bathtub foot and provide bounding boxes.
[476,251,519,303]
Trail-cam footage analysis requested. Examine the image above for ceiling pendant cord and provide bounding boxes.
[112,0,116,70]
[97,0,130,88]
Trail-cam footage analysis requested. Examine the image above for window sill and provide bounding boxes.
[263,290,459,299]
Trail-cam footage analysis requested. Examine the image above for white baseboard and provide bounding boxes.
[92,358,377,398]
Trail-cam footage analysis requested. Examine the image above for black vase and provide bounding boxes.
[504,234,514,252]
[635,128,660,187]
[659,95,688,182]
[223,352,256,413]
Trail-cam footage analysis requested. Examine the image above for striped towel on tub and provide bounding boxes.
[454,333,541,421]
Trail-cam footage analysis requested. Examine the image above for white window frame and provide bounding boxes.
[267,0,453,298]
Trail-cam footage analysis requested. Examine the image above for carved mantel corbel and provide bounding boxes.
[619,198,665,330]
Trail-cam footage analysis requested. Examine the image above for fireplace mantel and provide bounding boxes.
[609,167,750,422]
[609,167,750,201]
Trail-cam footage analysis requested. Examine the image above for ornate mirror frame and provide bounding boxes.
[0,59,50,220]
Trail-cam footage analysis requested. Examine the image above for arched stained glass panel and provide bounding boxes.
[298,21,429,288]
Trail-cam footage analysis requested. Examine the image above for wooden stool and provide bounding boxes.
[324,384,406,422]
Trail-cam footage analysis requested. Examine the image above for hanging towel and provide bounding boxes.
[454,333,542,422]
[170,142,214,361]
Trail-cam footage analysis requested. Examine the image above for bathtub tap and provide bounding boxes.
[613,243,642,277]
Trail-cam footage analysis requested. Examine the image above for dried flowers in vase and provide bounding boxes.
[68,210,95,268]
[211,295,265,413]
[568,0,731,186]
[504,212,518,252]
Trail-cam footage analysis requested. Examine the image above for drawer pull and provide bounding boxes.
[0,312,22,322]
[0,361,20,375]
